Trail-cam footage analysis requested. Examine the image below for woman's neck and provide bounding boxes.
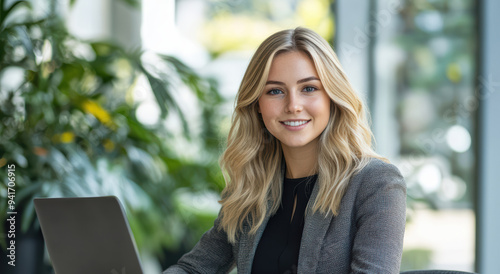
[282,141,319,179]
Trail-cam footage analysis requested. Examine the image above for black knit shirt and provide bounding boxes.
[251,174,317,274]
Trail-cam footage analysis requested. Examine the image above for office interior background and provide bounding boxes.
[0,0,498,273]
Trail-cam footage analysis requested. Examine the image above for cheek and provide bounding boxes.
[258,101,282,137]
[258,99,279,120]
[310,97,331,121]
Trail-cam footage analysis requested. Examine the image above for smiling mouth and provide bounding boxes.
[280,120,311,127]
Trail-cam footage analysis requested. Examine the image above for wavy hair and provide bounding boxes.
[218,27,387,243]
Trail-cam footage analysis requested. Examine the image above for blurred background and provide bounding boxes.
[0,0,498,273]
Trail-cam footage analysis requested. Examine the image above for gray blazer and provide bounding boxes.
[164,158,406,273]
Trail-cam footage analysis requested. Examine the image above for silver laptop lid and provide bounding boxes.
[34,196,144,274]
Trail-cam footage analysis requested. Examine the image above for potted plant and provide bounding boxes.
[0,0,225,272]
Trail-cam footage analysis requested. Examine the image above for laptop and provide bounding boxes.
[34,196,144,274]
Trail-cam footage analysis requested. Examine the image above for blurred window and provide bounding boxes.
[372,0,478,271]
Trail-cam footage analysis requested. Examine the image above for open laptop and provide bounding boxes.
[34,196,144,274]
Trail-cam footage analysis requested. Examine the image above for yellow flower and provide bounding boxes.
[447,63,461,83]
[0,158,6,168]
[103,139,115,152]
[51,132,74,144]
[81,100,116,129]
[60,132,75,143]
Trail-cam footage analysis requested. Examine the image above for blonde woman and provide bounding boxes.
[164,27,406,274]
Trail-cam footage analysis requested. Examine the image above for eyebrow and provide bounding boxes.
[265,76,320,85]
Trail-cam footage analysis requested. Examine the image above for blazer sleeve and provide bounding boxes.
[350,161,407,274]
[163,212,236,274]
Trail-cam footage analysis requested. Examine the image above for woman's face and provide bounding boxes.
[258,51,331,152]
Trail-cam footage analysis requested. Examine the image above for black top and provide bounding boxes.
[251,174,317,274]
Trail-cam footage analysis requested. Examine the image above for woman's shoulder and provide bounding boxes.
[349,157,406,195]
[357,158,402,177]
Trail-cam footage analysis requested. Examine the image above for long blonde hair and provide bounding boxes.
[218,27,387,243]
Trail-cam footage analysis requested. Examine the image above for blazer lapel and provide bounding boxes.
[237,175,332,273]
[297,181,333,273]
[236,200,273,274]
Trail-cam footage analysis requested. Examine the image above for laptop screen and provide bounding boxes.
[34,196,144,274]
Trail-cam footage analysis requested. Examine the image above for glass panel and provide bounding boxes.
[372,0,477,271]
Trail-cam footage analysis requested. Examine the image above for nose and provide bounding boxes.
[285,92,303,113]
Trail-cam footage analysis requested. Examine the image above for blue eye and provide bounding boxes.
[267,89,283,95]
[303,86,317,92]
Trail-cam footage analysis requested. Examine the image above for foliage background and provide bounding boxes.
[0,0,226,271]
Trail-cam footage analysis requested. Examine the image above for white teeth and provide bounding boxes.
[283,120,308,126]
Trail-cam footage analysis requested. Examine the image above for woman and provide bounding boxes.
[164,27,406,274]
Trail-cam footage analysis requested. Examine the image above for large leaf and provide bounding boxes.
[140,65,191,137]
[0,1,31,30]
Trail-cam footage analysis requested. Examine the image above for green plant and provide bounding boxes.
[0,0,225,266]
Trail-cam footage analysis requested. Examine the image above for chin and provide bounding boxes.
[280,140,312,149]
